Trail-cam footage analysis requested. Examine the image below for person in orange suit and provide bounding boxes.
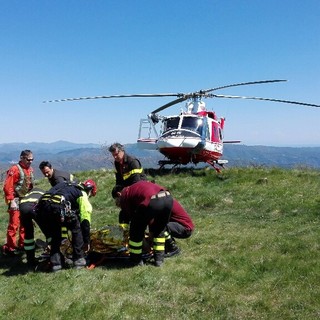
[2,150,34,255]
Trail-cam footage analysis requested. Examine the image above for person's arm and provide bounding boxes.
[3,166,18,205]
[77,192,93,248]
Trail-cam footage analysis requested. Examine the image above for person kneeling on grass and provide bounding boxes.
[163,199,195,257]
[115,186,195,258]
[112,180,174,267]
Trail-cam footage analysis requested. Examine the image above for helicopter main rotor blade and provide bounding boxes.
[203,79,287,93]
[212,94,320,108]
[43,93,180,103]
[151,97,188,114]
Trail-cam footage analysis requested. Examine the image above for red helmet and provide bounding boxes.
[83,179,97,196]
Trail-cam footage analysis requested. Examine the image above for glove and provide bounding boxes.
[9,198,19,211]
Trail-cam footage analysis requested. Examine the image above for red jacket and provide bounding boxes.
[171,199,194,231]
[119,181,194,231]
[119,180,167,215]
[3,162,34,202]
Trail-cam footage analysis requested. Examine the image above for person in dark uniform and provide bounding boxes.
[19,188,50,267]
[36,180,97,272]
[39,161,75,187]
[112,181,173,267]
[108,142,147,187]
[39,160,76,241]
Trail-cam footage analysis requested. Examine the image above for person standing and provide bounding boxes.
[36,180,97,272]
[2,150,34,255]
[39,161,75,187]
[108,142,147,188]
[112,181,173,267]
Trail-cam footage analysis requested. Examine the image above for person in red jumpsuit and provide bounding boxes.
[112,181,173,267]
[2,150,34,255]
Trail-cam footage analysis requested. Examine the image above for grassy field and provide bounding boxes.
[0,167,320,319]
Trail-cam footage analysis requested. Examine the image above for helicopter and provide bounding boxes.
[44,79,320,171]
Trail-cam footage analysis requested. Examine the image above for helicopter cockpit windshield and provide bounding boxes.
[163,115,204,135]
[181,116,203,135]
[163,117,180,132]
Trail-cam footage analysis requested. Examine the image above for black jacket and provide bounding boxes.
[114,153,147,187]
[48,169,74,187]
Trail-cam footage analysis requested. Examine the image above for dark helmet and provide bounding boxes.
[111,185,124,199]
[83,179,97,196]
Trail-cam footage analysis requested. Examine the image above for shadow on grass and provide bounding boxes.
[0,252,30,276]
[0,251,155,275]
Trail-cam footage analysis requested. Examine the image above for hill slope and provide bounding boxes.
[0,167,319,319]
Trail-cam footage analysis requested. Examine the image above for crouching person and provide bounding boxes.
[164,200,195,257]
[112,181,173,267]
[20,188,51,267]
[36,180,97,272]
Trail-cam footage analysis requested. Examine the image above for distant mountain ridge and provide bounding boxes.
[0,140,100,153]
[0,141,319,180]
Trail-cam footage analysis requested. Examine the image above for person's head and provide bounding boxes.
[112,185,124,207]
[108,143,125,163]
[82,179,97,197]
[39,161,54,178]
[20,150,34,168]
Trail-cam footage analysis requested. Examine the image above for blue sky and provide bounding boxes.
[1,1,319,147]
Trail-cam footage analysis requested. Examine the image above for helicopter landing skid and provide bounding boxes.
[206,159,228,172]
[158,160,182,171]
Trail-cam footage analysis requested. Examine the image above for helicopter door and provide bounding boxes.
[211,122,221,142]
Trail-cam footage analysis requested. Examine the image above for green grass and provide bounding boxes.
[1,167,320,319]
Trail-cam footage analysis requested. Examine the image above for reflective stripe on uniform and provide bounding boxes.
[20,196,42,204]
[24,238,35,251]
[61,226,68,238]
[123,168,143,181]
[153,237,165,251]
[41,194,63,204]
[129,239,143,254]
[164,231,171,240]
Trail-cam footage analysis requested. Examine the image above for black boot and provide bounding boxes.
[153,236,166,267]
[129,253,144,267]
[154,250,164,267]
[165,238,181,258]
[26,249,35,264]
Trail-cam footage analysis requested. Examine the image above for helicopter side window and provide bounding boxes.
[163,117,180,132]
[181,117,203,135]
[219,128,223,140]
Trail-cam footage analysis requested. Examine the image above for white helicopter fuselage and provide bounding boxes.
[155,111,224,165]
